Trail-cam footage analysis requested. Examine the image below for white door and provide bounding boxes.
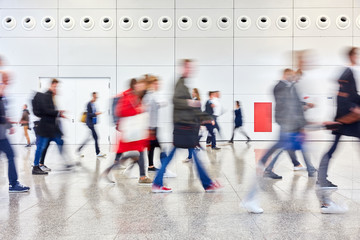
[39,77,111,145]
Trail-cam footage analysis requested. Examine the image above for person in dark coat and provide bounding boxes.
[228,101,251,143]
[318,47,360,189]
[152,59,221,193]
[32,78,67,175]
[78,92,105,158]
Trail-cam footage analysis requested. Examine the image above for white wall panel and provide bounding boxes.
[353,9,360,36]
[235,0,292,9]
[59,38,116,65]
[0,0,57,8]
[176,38,233,66]
[294,9,352,37]
[294,0,352,8]
[58,10,116,37]
[0,10,57,37]
[117,9,174,38]
[234,66,288,95]
[59,0,115,8]
[117,0,174,9]
[116,66,174,94]
[186,66,233,95]
[176,0,233,9]
[175,9,233,38]
[6,66,58,94]
[234,38,292,65]
[59,66,117,96]
[117,38,174,65]
[0,38,57,65]
[293,37,351,66]
[235,9,292,37]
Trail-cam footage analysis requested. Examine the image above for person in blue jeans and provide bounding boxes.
[0,71,30,192]
[32,78,68,175]
[152,59,221,193]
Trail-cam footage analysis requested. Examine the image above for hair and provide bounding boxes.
[129,78,137,89]
[144,74,158,89]
[51,78,59,85]
[193,88,200,100]
[208,91,213,97]
[283,68,293,75]
[182,59,192,65]
[348,47,358,58]
[24,104,28,108]
[92,92,97,97]
[235,101,240,107]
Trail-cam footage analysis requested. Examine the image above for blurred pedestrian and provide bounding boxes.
[228,101,251,143]
[0,71,30,192]
[19,104,31,147]
[77,92,106,158]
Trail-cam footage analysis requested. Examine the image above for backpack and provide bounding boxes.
[111,94,123,125]
[204,100,214,116]
[32,92,44,118]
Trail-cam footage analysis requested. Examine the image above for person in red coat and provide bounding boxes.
[103,78,152,185]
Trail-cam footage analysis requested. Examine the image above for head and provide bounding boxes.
[1,71,10,85]
[23,104,27,109]
[145,75,160,91]
[129,78,137,90]
[192,88,200,100]
[235,101,240,108]
[282,68,294,82]
[181,59,193,78]
[91,92,98,102]
[214,91,220,98]
[208,91,214,99]
[49,78,59,95]
[134,79,147,99]
[348,47,358,66]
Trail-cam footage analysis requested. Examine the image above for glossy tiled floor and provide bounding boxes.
[0,141,359,240]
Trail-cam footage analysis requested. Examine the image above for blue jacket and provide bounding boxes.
[86,101,97,127]
[234,108,243,127]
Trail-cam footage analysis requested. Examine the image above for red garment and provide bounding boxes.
[116,88,149,153]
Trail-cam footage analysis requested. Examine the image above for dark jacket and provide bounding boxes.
[334,67,360,137]
[20,109,30,126]
[0,97,11,140]
[173,77,211,125]
[274,80,306,132]
[37,90,62,138]
[86,101,96,127]
[234,108,243,127]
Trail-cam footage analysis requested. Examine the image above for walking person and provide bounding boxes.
[317,47,360,213]
[204,91,220,150]
[31,78,70,175]
[102,78,152,185]
[78,92,106,158]
[152,59,221,193]
[228,101,251,143]
[143,75,167,171]
[0,71,30,192]
[19,104,31,147]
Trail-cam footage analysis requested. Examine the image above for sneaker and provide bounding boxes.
[32,165,48,175]
[205,180,222,192]
[164,170,177,178]
[228,140,234,144]
[242,200,263,214]
[183,158,192,163]
[206,144,211,147]
[39,165,51,172]
[263,171,282,179]
[321,202,348,214]
[138,176,153,185]
[318,179,338,189]
[294,165,307,171]
[212,147,221,150]
[25,144,31,148]
[152,185,172,193]
[246,138,251,144]
[148,167,159,172]
[96,152,107,158]
[9,182,30,193]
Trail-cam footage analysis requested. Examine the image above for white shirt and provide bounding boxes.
[211,97,222,117]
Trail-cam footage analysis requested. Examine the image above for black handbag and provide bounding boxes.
[173,123,199,148]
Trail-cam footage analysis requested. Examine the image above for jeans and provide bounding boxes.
[0,138,18,186]
[153,148,212,189]
[205,124,216,148]
[79,125,100,155]
[148,128,161,167]
[34,135,64,166]
[318,134,342,183]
